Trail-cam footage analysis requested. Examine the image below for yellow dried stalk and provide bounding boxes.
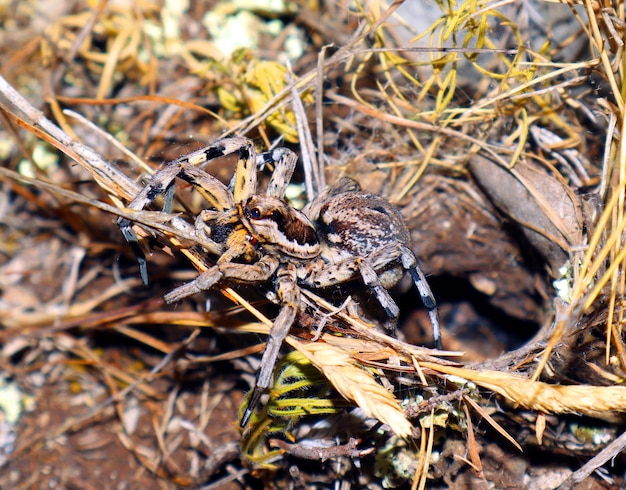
[421,362,626,419]
[532,0,626,376]
[288,337,413,438]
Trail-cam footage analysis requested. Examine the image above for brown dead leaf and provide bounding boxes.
[469,154,583,275]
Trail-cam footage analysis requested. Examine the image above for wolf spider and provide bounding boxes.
[119,136,439,426]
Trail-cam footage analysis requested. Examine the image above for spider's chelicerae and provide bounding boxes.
[118,136,440,426]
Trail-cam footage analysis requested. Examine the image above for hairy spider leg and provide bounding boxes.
[118,162,233,284]
[366,242,441,348]
[119,138,299,284]
[163,253,279,303]
[241,263,300,427]
[257,148,298,198]
[228,139,257,203]
[299,257,399,319]
[117,137,258,283]
[162,253,299,428]
[301,242,441,348]
[403,254,441,350]
[356,259,401,318]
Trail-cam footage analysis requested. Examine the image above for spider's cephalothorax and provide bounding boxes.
[240,196,320,259]
[118,136,439,427]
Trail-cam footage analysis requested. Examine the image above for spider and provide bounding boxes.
[118,136,440,427]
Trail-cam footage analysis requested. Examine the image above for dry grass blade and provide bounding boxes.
[301,288,461,362]
[326,92,511,168]
[462,401,483,475]
[0,74,233,280]
[422,362,626,419]
[531,57,626,380]
[412,411,435,490]
[0,165,203,245]
[0,274,143,330]
[463,394,521,452]
[288,338,413,438]
[0,75,140,200]
[11,329,200,460]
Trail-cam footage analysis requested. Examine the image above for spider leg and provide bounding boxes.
[257,148,298,198]
[241,263,299,427]
[356,259,401,319]
[230,139,257,202]
[365,242,441,347]
[118,137,258,280]
[118,163,232,284]
[164,266,223,303]
[168,136,256,205]
[398,245,441,349]
[118,163,188,284]
[162,175,176,214]
[194,210,216,244]
[164,254,280,303]
[118,219,151,285]
[303,242,441,347]
[303,258,400,321]
[171,162,236,211]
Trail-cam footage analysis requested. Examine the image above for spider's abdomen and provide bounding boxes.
[318,192,410,258]
[315,186,411,289]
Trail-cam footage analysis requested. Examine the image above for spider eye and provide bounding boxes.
[249,208,261,219]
